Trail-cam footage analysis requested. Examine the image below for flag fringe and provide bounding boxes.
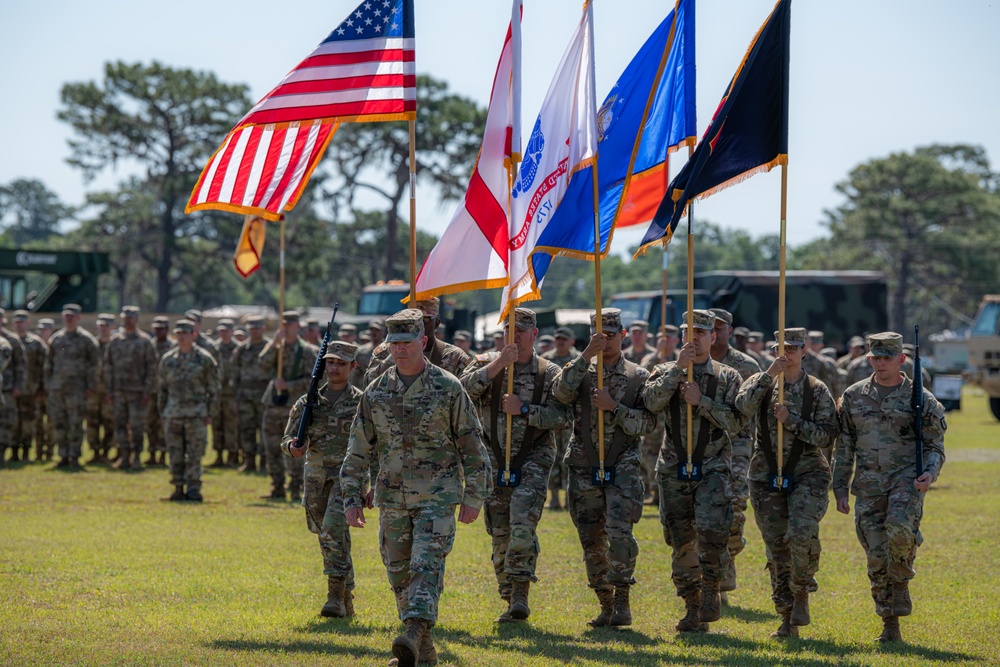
[409,277,510,303]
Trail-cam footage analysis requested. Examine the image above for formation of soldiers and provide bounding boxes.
[2,299,946,665]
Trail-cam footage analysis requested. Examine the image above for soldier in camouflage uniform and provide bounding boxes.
[834,332,946,644]
[0,334,13,465]
[639,324,680,506]
[540,326,580,510]
[803,331,845,398]
[103,306,158,471]
[749,331,776,368]
[184,309,221,361]
[350,319,381,389]
[282,342,363,618]
[0,310,27,464]
[145,316,174,465]
[259,311,318,501]
[342,309,490,667]
[233,316,271,472]
[211,319,240,467]
[708,308,762,600]
[34,318,56,461]
[461,308,571,623]
[362,297,470,387]
[89,314,117,464]
[643,309,745,632]
[552,309,656,628]
[837,336,866,370]
[13,311,46,463]
[159,319,220,502]
[623,320,655,366]
[734,328,839,638]
[45,304,99,467]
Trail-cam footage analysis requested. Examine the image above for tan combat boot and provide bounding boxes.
[343,587,355,617]
[876,615,902,643]
[771,613,798,638]
[699,582,722,623]
[891,581,912,616]
[587,588,615,627]
[508,580,530,621]
[418,625,438,665]
[675,590,708,633]
[390,619,426,667]
[720,561,737,592]
[790,591,810,626]
[609,585,632,626]
[320,577,347,618]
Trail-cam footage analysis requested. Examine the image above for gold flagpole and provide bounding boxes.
[408,119,418,302]
[685,145,695,478]
[276,216,286,389]
[776,162,788,488]
[661,154,671,334]
[504,153,521,484]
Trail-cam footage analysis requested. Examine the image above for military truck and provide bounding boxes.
[0,249,109,312]
[608,288,713,334]
[336,280,477,338]
[966,295,1000,421]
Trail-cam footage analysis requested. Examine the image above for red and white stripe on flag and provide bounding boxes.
[413,0,521,299]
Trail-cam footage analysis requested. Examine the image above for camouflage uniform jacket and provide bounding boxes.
[735,371,838,483]
[901,356,932,388]
[0,329,27,394]
[154,337,175,359]
[257,337,319,404]
[363,338,471,386]
[341,363,490,511]
[834,375,946,500]
[844,354,872,388]
[103,330,158,395]
[281,383,363,472]
[643,359,746,475]
[217,340,238,395]
[44,328,99,392]
[623,346,655,367]
[0,336,12,399]
[643,349,678,371]
[16,332,46,395]
[232,337,271,401]
[194,334,220,361]
[802,350,844,397]
[716,346,762,381]
[540,347,581,367]
[552,354,656,468]
[157,346,220,419]
[460,351,570,463]
[350,341,375,389]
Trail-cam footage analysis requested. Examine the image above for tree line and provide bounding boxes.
[1,61,998,334]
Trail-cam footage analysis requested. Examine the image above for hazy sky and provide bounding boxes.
[2,0,999,257]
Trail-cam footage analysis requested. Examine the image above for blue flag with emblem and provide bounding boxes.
[636,0,790,256]
[520,0,696,293]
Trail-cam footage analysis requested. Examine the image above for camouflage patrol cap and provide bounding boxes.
[367,319,382,330]
[12,310,30,321]
[217,319,234,330]
[709,308,733,326]
[323,341,358,362]
[902,343,916,356]
[453,329,472,342]
[359,331,372,343]
[775,327,807,347]
[808,330,825,342]
[184,309,203,323]
[820,346,838,359]
[505,308,537,331]
[848,335,865,348]
[747,331,764,342]
[412,297,440,318]
[733,326,750,338]
[590,308,623,333]
[680,310,716,331]
[305,318,320,329]
[152,316,169,328]
[628,319,649,332]
[173,319,195,334]
[339,323,357,334]
[537,334,555,344]
[246,316,265,328]
[62,304,82,315]
[280,311,300,324]
[385,309,424,343]
[868,332,903,357]
[97,313,116,324]
[37,318,55,329]
[120,305,140,318]
[554,326,575,339]
[661,324,679,336]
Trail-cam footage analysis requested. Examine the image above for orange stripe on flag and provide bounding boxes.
[234,215,267,278]
[614,164,669,228]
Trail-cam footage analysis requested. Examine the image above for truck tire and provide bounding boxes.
[991,397,1000,422]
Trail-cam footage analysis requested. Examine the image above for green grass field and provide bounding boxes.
[2,388,998,667]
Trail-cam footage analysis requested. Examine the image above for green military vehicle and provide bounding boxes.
[966,295,1000,421]
[336,280,477,338]
[0,249,109,312]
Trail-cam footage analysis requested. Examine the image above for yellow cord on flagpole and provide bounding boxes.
[776,162,788,488]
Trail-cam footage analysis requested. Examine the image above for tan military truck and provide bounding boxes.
[966,295,1000,421]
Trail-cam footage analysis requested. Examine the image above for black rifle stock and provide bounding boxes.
[294,304,340,449]
[912,325,924,478]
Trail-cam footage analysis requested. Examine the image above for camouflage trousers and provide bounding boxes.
[379,504,457,626]
[238,398,265,457]
[113,392,149,456]
[749,470,830,615]
[0,391,15,451]
[14,394,36,451]
[49,391,88,458]
[854,478,925,618]
[146,401,165,454]
[86,392,115,452]
[547,429,570,496]
[658,469,734,597]
[263,405,304,493]
[303,465,354,586]
[164,417,207,492]
[728,439,753,566]
[484,451,553,598]
[212,392,239,454]
[640,426,664,499]
[567,459,644,591]
[35,395,54,459]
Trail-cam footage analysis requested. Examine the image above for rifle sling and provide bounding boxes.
[489,357,550,471]
[580,360,642,469]
[669,364,721,467]
[758,374,816,480]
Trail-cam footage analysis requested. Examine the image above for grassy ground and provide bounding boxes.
[1,387,998,667]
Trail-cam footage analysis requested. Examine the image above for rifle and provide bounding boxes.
[293,304,340,450]
[912,325,924,477]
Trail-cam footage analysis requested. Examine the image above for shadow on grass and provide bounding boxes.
[207,638,384,660]
[721,601,773,623]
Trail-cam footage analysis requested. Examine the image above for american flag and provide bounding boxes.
[186,0,415,224]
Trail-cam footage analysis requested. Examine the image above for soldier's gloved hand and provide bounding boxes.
[458,504,480,524]
[346,507,366,528]
[501,393,523,415]
[583,333,608,360]
[914,472,933,493]
[288,437,305,458]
